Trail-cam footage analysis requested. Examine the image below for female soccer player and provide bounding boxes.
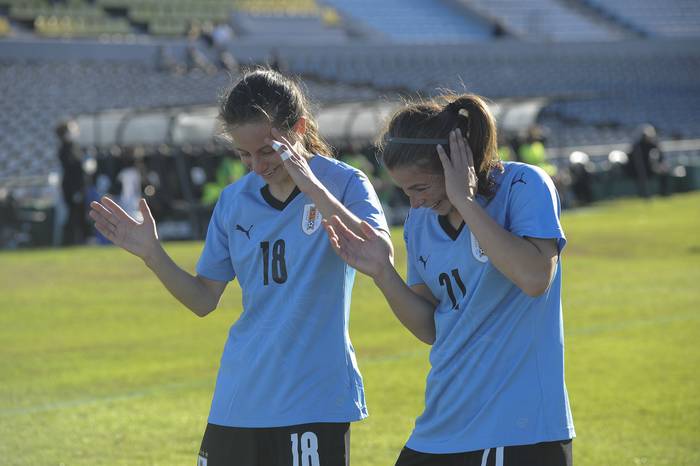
[324,94,575,466]
[89,69,390,466]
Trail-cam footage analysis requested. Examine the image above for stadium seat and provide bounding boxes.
[584,0,700,38]
[321,0,492,43]
[456,0,629,41]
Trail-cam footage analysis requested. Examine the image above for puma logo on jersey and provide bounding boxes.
[511,172,526,187]
[235,224,253,239]
[418,255,429,269]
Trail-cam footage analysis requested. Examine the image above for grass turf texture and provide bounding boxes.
[1,192,699,466]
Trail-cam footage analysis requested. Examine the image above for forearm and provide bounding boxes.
[305,184,368,238]
[453,198,554,296]
[374,267,436,344]
[143,245,221,316]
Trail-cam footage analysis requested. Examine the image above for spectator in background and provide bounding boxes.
[211,21,234,50]
[497,132,516,162]
[56,119,87,245]
[117,147,145,221]
[201,156,247,205]
[518,125,557,178]
[85,173,112,245]
[627,124,668,198]
[518,125,569,201]
[0,187,18,248]
[568,151,594,206]
[269,48,287,73]
[492,19,507,38]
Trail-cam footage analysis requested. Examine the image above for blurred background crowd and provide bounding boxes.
[0,0,698,248]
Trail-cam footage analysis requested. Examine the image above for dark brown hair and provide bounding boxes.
[377,93,502,197]
[219,68,333,157]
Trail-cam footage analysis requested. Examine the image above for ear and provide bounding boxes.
[291,116,307,137]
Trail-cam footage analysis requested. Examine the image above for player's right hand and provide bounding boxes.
[323,215,393,279]
[89,197,159,261]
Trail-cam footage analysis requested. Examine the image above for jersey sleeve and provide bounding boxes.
[403,211,424,287]
[342,169,389,233]
[196,198,236,282]
[507,165,566,252]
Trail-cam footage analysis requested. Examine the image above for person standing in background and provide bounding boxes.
[56,119,87,245]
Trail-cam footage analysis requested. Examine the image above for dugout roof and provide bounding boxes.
[72,99,547,150]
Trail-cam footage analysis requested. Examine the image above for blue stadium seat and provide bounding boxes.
[321,0,492,43]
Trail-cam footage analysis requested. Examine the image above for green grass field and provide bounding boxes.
[1,192,699,466]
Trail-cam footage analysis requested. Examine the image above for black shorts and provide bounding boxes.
[198,422,350,466]
[395,439,573,466]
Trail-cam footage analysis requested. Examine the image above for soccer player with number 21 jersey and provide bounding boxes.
[325,93,575,466]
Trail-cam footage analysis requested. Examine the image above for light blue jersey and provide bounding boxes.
[403,162,575,453]
[196,155,387,428]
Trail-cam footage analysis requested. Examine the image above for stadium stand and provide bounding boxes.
[1,38,697,181]
[318,0,493,43]
[253,39,700,139]
[230,13,350,45]
[0,41,386,182]
[0,1,699,246]
[583,0,700,38]
[232,0,320,16]
[456,0,631,41]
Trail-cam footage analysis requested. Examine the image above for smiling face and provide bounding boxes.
[228,121,291,186]
[387,164,453,215]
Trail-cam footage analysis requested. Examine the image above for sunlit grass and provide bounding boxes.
[1,192,699,465]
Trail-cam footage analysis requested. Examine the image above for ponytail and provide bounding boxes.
[378,93,502,197]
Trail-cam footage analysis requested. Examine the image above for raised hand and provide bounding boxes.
[89,197,160,260]
[436,128,478,204]
[324,215,394,279]
[266,128,322,195]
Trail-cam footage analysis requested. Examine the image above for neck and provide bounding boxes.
[446,206,463,229]
[267,173,297,201]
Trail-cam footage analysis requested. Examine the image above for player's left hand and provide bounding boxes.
[266,128,322,195]
[437,128,478,204]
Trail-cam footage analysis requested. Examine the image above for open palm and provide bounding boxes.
[324,216,393,279]
[89,197,159,260]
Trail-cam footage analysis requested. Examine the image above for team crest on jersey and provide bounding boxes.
[302,203,322,235]
[470,232,488,263]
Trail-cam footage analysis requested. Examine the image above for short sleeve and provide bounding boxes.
[196,198,236,282]
[403,211,424,287]
[342,170,389,233]
[507,165,566,252]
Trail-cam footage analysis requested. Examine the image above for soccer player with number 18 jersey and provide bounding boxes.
[90,69,389,466]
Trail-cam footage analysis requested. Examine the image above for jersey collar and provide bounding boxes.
[260,185,301,211]
[438,215,465,241]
